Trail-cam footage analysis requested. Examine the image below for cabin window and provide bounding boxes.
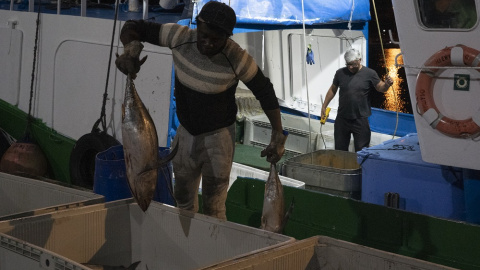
[417,0,478,29]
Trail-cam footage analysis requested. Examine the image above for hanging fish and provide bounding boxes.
[261,163,294,234]
[121,75,177,212]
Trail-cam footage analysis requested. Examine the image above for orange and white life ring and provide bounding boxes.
[415,44,480,138]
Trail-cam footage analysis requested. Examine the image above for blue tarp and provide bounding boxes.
[195,0,370,26]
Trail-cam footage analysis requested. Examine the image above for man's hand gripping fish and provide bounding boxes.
[120,42,177,212]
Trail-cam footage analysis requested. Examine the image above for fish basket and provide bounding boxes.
[203,235,458,269]
[0,172,104,221]
[0,199,294,269]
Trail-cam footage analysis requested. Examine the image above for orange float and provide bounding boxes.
[415,44,480,138]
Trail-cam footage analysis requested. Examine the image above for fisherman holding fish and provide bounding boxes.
[115,1,287,220]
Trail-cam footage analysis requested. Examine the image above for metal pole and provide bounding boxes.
[81,0,87,17]
[143,0,149,19]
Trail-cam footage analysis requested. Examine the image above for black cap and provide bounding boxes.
[198,1,236,35]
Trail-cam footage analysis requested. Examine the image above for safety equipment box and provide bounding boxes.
[0,199,294,270]
[357,133,464,221]
[0,172,104,221]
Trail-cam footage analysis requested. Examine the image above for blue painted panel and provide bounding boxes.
[358,133,465,221]
[369,108,417,137]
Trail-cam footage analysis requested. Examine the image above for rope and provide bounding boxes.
[348,0,355,31]
[371,0,399,139]
[94,0,121,133]
[25,0,42,141]
[300,0,314,162]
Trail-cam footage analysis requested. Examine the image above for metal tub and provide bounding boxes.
[281,150,361,199]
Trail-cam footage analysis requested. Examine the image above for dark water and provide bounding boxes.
[368,46,413,114]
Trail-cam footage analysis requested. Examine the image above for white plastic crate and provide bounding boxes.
[244,113,398,154]
[0,172,104,221]
[0,199,294,270]
[229,162,305,189]
[194,162,306,194]
[244,113,333,154]
[0,233,90,270]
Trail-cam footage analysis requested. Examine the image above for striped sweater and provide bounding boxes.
[125,21,279,135]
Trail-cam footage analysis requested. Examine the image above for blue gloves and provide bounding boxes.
[306,47,315,65]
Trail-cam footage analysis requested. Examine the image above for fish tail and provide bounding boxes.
[157,139,179,167]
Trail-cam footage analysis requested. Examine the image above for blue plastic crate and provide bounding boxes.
[357,133,464,221]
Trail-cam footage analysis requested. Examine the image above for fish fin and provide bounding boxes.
[139,55,148,66]
[127,261,141,270]
[136,141,179,179]
[284,197,295,220]
[156,139,178,167]
[280,197,295,233]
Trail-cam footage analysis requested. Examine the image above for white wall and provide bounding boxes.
[0,11,173,146]
[233,28,367,120]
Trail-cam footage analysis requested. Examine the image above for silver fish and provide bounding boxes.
[122,76,176,211]
[82,261,141,270]
[261,163,288,233]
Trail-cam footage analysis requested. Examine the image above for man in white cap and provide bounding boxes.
[321,48,393,152]
[115,1,287,220]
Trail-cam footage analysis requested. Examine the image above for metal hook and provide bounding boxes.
[394,52,403,68]
[388,29,400,45]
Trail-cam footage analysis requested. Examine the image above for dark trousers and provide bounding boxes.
[334,116,371,152]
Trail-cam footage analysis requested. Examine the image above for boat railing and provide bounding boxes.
[4,0,151,19]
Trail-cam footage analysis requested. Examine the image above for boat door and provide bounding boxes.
[392,0,480,170]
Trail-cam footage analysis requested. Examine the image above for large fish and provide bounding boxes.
[261,163,293,233]
[121,75,177,211]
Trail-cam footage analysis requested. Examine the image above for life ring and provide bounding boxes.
[69,130,120,189]
[415,44,480,138]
